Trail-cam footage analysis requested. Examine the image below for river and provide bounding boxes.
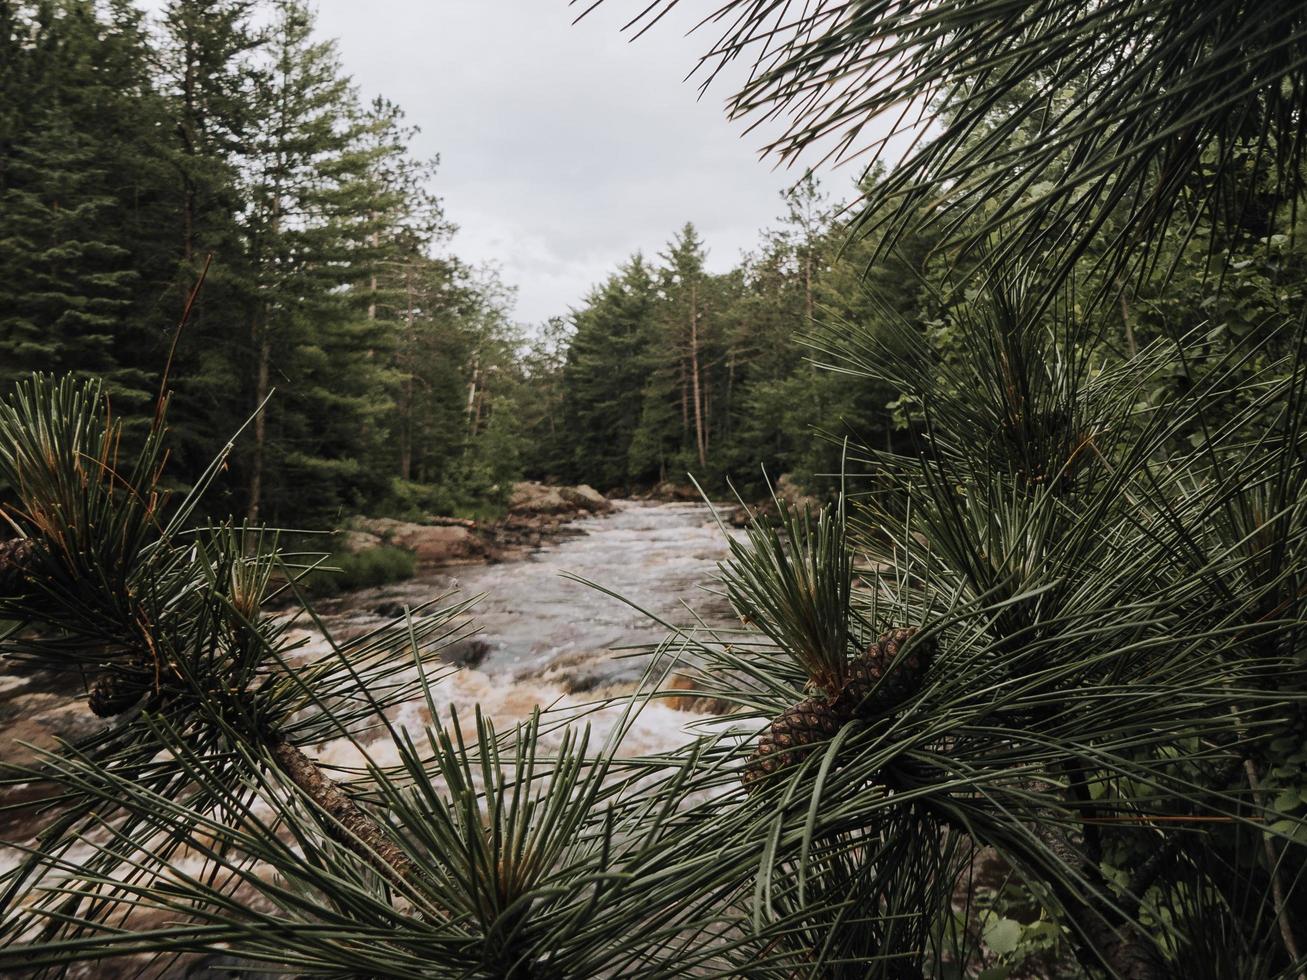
[282,499,744,769]
[1,501,742,845]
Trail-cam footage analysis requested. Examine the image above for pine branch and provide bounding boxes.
[264,734,416,887]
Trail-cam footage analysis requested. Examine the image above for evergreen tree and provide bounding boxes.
[516,315,574,480]
[238,0,405,524]
[628,223,731,484]
[559,255,655,490]
[152,0,264,485]
[0,0,171,407]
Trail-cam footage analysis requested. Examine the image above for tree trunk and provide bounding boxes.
[246,318,270,524]
[680,360,689,437]
[466,354,480,437]
[690,285,707,468]
[804,248,815,324]
[399,265,415,481]
[367,226,379,322]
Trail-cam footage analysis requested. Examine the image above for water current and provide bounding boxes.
[294,500,745,768]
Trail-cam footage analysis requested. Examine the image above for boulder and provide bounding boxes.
[664,673,731,714]
[336,529,383,554]
[559,484,611,514]
[775,472,821,513]
[440,637,491,669]
[508,482,573,516]
[348,516,407,540]
[649,481,699,502]
[344,517,488,565]
[387,523,486,564]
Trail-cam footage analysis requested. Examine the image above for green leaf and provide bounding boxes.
[983,917,1023,957]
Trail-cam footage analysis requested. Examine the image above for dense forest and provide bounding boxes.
[0,0,922,520]
[11,0,1307,527]
[0,0,525,525]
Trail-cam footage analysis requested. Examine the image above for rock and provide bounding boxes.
[373,600,408,618]
[347,516,408,541]
[337,529,383,554]
[441,637,491,669]
[725,504,755,528]
[388,524,486,565]
[419,515,477,528]
[559,484,611,514]
[775,472,821,513]
[508,482,574,516]
[664,673,731,714]
[723,474,824,528]
[0,689,108,770]
[649,481,699,502]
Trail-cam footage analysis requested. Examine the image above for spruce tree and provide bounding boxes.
[0,0,171,407]
[559,255,655,490]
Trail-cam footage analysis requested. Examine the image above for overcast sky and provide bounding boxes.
[309,1,838,325]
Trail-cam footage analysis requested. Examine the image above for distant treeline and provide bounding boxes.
[522,157,1307,497]
[516,178,929,499]
[0,0,524,526]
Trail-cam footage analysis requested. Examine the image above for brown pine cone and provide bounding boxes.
[742,694,847,788]
[743,627,935,788]
[0,538,35,596]
[838,626,934,718]
[88,671,149,717]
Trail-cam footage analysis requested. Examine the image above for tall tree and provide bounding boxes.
[0,0,171,406]
[152,0,264,483]
[559,255,655,490]
[237,0,405,524]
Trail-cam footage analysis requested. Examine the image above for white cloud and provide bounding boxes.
[312,0,822,323]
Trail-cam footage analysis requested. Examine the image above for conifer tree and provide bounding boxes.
[238,0,405,523]
[559,255,655,490]
[0,0,171,406]
[152,0,264,481]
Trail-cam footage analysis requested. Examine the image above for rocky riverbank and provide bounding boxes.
[339,481,614,567]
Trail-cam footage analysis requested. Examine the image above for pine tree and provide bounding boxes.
[152,0,264,484]
[628,224,724,484]
[238,0,406,524]
[559,255,655,490]
[0,0,171,407]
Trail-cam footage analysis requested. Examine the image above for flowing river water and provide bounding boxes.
[0,501,744,847]
[295,499,744,769]
[0,501,747,976]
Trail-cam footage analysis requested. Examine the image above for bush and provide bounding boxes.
[299,546,416,597]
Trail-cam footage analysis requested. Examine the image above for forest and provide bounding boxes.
[13,0,1304,517]
[3,0,1307,978]
[0,0,919,526]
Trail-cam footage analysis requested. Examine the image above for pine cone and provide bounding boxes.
[743,627,935,788]
[742,694,845,788]
[0,538,35,596]
[88,671,148,717]
[838,627,934,718]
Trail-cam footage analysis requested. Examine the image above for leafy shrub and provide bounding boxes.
[300,546,416,597]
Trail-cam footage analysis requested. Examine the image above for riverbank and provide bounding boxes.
[337,480,616,571]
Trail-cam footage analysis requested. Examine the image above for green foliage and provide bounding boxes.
[0,0,523,528]
[7,0,1307,976]
[299,545,417,597]
[528,176,930,500]
[720,498,856,694]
